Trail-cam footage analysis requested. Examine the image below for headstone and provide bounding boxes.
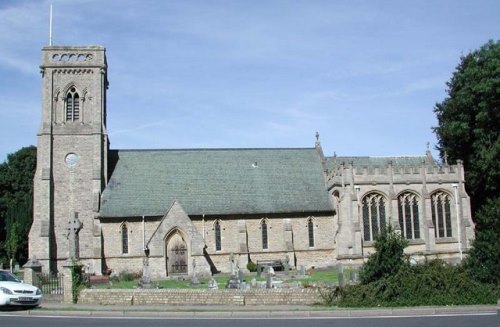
[140,255,152,288]
[14,264,20,272]
[250,278,256,288]
[284,255,290,275]
[229,252,235,276]
[238,269,244,283]
[299,265,306,277]
[337,262,345,287]
[191,258,200,285]
[266,272,272,289]
[226,275,240,289]
[349,270,356,283]
[208,277,218,289]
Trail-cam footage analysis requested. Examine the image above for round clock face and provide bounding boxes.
[65,153,80,167]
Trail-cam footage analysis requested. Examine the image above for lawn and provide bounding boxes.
[93,267,355,289]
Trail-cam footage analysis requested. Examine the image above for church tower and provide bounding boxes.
[29,46,108,274]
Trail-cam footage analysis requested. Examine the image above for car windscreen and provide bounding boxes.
[0,271,21,282]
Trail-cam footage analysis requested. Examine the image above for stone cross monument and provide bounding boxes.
[67,212,83,260]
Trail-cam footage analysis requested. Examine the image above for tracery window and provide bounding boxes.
[261,219,269,250]
[121,223,128,254]
[307,218,315,247]
[214,220,222,251]
[362,193,387,241]
[431,191,452,238]
[398,192,420,239]
[66,87,80,121]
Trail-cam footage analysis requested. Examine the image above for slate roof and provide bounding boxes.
[99,148,333,218]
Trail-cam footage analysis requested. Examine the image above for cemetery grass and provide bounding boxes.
[94,267,348,289]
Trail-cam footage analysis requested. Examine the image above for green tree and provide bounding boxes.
[465,196,500,284]
[0,146,37,267]
[359,224,408,284]
[433,40,500,213]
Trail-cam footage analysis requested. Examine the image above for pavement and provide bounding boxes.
[3,300,498,318]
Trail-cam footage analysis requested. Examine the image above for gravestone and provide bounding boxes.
[284,255,290,275]
[238,269,244,283]
[208,277,218,289]
[349,270,356,283]
[191,258,200,285]
[140,254,152,288]
[226,275,240,289]
[266,272,272,289]
[299,265,306,277]
[337,262,345,287]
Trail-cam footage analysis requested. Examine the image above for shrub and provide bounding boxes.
[465,196,500,285]
[247,261,257,272]
[359,224,408,284]
[339,260,500,307]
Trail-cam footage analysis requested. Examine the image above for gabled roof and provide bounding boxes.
[99,148,333,218]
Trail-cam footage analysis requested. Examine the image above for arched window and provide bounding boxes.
[431,191,452,238]
[261,219,269,250]
[214,220,222,251]
[121,223,128,254]
[307,218,315,247]
[66,87,80,121]
[398,192,420,239]
[362,193,387,241]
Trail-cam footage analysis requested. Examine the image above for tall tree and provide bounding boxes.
[0,146,37,267]
[433,40,500,285]
[433,40,500,213]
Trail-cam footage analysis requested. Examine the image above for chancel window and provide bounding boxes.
[121,223,128,254]
[431,192,452,238]
[66,87,80,121]
[398,192,420,239]
[214,220,222,251]
[307,218,315,247]
[261,219,269,250]
[362,193,387,241]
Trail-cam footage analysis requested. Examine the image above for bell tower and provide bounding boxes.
[29,46,108,274]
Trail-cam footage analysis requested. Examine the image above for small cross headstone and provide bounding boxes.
[337,262,345,287]
[67,212,83,260]
[208,277,218,289]
[238,269,244,283]
[284,255,290,275]
[229,252,235,276]
[191,259,199,285]
[266,272,272,289]
[299,265,306,277]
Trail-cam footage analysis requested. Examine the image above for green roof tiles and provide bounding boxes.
[99,148,333,218]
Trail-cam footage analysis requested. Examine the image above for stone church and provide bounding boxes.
[28,46,475,278]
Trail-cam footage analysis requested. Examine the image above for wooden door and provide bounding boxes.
[166,232,188,275]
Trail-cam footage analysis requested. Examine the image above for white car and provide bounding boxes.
[0,269,42,307]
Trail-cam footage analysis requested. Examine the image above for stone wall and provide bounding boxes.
[78,288,322,306]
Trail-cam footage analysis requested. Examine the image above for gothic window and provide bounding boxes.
[261,219,269,250]
[307,218,315,247]
[121,223,128,254]
[362,193,387,242]
[431,191,453,238]
[66,87,80,121]
[398,192,420,239]
[214,220,222,251]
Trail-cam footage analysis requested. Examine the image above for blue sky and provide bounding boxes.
[0,0,498,162]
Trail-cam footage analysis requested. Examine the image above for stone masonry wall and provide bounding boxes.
[78,288,322,306]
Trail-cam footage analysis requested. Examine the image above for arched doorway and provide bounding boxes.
[165,231,188,275]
